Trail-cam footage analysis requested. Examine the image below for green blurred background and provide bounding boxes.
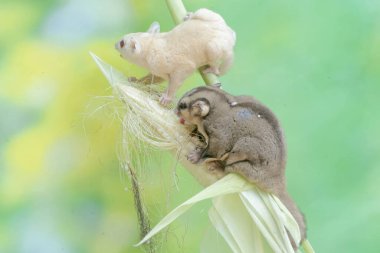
[1,0,379,252]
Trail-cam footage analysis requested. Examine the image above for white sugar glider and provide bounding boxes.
[115,8,236,105]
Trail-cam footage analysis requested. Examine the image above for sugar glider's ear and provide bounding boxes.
[191,99,210,117]
[147,21,160,33]
[128,37,141,53]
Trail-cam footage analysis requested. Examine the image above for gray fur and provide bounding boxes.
[176,86,306,247]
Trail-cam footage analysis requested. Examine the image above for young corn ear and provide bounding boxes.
[91,53,314,253]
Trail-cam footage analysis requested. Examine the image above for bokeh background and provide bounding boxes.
[1,0,379,252]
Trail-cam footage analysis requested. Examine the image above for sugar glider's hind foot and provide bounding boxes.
[202,66,221,76]
[204,159,225,174]
[183,12,194,21]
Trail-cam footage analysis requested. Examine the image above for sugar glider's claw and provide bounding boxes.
[159,94,173,106]
[183,12,194,21]
[202,66,220,76]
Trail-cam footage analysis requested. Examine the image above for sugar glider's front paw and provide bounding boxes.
[159,93,173,106]
[187,150,202,164]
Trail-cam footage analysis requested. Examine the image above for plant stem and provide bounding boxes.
[165,0,187,24]
[165,0,220,86]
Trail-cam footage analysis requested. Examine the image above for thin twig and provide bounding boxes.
[128,163,156,253]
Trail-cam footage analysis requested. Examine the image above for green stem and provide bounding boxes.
[165,0,187,24]
[165,0,220,85]
[302,239,315,253]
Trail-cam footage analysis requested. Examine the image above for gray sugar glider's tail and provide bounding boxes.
[277,191,307,248]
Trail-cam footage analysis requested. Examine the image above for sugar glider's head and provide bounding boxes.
[176,85,231,125]
[115,22,160,60]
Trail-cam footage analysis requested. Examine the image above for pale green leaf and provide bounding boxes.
[210,194,270,253]
[136,174,254,246]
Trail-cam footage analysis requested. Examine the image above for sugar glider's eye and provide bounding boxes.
[178,102,187,110]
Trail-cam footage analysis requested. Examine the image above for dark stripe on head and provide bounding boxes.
[189,97,210,108]
[185,86,232,104]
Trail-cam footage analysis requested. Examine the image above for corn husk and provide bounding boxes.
[90,52,314,253]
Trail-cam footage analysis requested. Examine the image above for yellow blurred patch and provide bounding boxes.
[0,3,39,42]
[1,41,129,204]
[2,124,56,201]
[0,42,72,103]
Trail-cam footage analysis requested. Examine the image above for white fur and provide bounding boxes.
[115,8,236,105]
